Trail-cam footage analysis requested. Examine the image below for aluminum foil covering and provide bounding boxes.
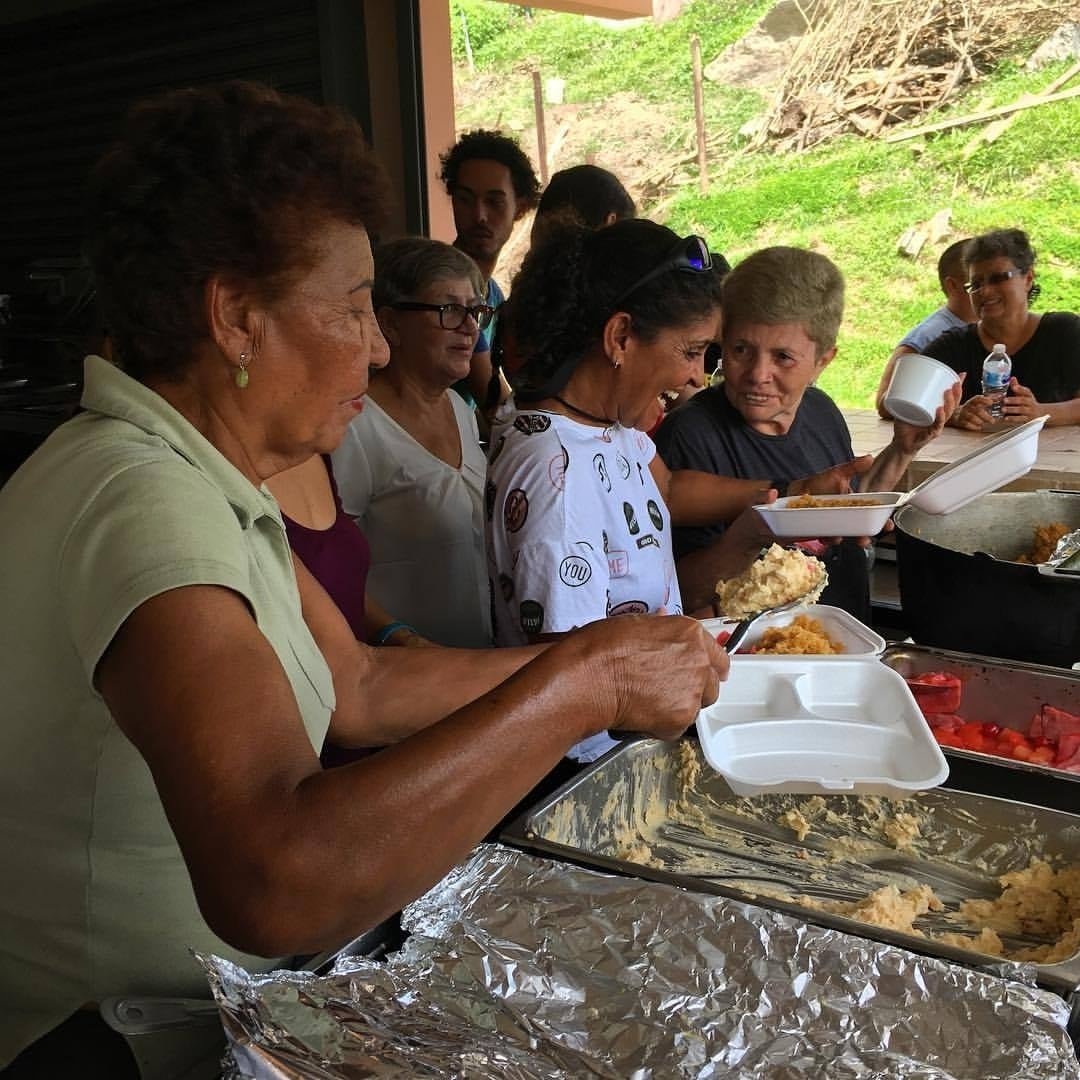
[202,845,1079,1079]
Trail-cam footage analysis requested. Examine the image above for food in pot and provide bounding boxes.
[716,543,827,619]
[785,494,885,508]
[1014,522,1070,564]
[750,614,844,655]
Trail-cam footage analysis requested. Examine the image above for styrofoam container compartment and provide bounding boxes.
[754,413,1048,534]
[695,659,949,797]
[700,604,885,657]
[882,352,960,426]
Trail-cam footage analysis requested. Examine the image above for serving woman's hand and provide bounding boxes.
[572,614,728,738]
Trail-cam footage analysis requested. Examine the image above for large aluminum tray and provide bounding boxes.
[501,738,1080,1000]
[880,644,1080,812]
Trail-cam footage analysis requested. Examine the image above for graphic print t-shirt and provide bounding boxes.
[486,411,682,648]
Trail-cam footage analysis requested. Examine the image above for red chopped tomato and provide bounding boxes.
[715,630,731,646]
[956,722,987,753]
[1030,746,1056,765]
[981,722,1002,738]
[996,728,1026,747]
[1011,743,1035,762]
[906,672,962,714]
[934,730,965,749]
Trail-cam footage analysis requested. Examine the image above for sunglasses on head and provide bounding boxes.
[611,234,716,309]
[389,301,494,331]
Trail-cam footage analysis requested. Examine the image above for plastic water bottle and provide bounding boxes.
[981,343,1011,419]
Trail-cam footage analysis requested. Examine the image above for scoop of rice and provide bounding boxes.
[716,543,828,619]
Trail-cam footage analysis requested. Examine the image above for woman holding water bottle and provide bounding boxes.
[922,228,1080,429]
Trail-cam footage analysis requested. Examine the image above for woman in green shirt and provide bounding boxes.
[0,81,726,1075]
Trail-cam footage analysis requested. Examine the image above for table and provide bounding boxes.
[843,408,1080,493]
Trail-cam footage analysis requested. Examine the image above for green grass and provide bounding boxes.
[452,2,1080,407]
[666,59,1080,405]
[453,0,771,104]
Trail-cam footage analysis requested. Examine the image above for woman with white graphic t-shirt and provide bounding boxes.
[487,219,774,764]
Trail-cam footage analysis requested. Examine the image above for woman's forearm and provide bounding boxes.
[332,642,546,746]
[665,470,770,527]
[675,509,771,613]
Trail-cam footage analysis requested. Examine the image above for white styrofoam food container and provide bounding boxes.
[700,604,885,658]
[754,414,1048,536]
[754,493,900,538]
[695,659,949,797]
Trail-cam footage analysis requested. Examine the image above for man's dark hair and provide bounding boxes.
[937,238,972,291]
[438,129,540,209]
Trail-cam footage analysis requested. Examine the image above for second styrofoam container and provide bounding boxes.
[754,492,901,538]
[883,353,961,426]
[753,414,1049,535]
[695,659,949,797]
[700,604,885,657]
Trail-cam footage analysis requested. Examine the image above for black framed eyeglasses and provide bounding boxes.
[390,301,495,331]
[963,269,1022,294]
[611,234,717,308]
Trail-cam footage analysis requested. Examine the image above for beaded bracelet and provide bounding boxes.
[371,621,417,647]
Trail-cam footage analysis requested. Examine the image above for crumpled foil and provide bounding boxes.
[202,845,1080,1079]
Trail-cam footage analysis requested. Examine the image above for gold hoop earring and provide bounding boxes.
[235,351,250,389]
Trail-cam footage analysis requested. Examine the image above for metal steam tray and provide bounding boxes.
[880,644,1080,812]
[501,737,1080,999]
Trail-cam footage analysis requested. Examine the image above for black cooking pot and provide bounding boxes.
[894,491,1080,668]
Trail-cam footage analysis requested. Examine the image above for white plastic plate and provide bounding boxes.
[695,659,948,797]
[700,605,885,658]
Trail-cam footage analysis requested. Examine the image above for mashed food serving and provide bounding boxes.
[716,543,827,619]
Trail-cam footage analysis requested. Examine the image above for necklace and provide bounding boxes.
[552,394,616,427]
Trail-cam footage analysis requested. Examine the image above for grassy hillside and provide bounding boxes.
[451,1,1080,407]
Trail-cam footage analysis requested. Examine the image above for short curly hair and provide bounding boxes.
[508,218,724,401]
[85,80,390,381]
[721,247,845,359]
[966,228,1041,303]
[438,129,540,209]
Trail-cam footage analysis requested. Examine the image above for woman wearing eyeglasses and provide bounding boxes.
[332,237,495,647]
[923,228,1080,430]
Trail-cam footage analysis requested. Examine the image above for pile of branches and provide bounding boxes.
[753,0,1076,150]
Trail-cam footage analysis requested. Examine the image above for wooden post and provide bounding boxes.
[532,68,549,186]
[691,34,708,192]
